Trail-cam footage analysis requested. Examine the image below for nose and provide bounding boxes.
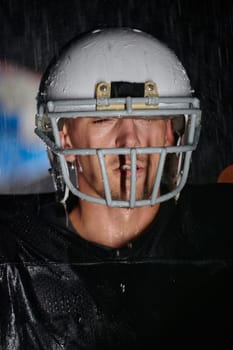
[115,118,140,148]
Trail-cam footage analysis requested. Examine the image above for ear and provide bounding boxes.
[165,119,175,146]
[59,122,76,162]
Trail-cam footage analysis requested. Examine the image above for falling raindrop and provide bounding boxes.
[120,282,126,293]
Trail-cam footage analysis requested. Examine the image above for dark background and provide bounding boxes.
[1,0,233,184]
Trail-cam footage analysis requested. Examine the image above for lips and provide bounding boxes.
[118,163,144,176]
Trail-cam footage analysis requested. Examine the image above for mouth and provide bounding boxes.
[121,164,132,171]
[117,163,144,177]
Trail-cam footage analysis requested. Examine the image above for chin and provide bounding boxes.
[109,187,152,202]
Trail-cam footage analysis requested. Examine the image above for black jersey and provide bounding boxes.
[0,184,233,349]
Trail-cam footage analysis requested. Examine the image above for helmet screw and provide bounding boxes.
[100,84,108,92]
[147,83,154,91]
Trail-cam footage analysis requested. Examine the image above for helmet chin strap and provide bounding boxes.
[77,159,83,173]
[61,185,69,204]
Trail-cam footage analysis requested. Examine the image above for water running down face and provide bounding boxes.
[61,116,174,202]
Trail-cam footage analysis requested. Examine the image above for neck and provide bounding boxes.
[69,200,160,248]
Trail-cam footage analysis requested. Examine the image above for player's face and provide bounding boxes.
[62,116,174,202]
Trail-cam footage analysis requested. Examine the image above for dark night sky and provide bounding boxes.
[0,0,233,184]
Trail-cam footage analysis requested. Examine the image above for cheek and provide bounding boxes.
[70,125,113,149]
[68,120,95,148]
[146,126,168,147]
[69,127,91,148]
[79,155,95,167]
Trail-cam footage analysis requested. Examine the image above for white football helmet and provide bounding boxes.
[35,28,201,207]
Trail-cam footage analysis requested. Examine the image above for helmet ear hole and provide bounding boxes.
[47,148,66,199]
[163,115,187,189]
[172,115,186,142]
[162,153,180,189]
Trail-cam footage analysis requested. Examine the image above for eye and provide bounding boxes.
[93,118,110,124]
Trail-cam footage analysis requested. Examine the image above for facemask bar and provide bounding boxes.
[35,96,201,207]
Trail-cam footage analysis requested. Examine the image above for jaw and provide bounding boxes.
[76,154,159,203]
